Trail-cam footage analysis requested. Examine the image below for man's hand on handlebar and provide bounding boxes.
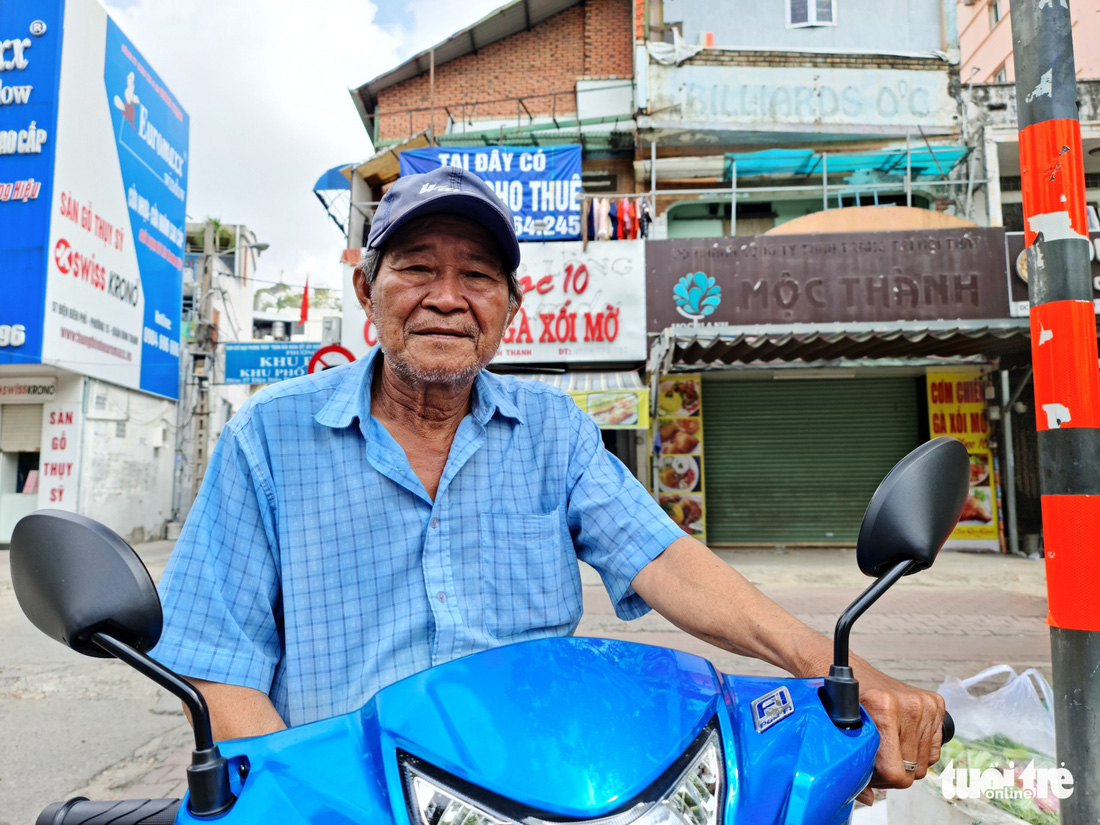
[852,663,945,806]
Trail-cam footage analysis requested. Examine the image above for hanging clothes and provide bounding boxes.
[596,198,612,240]
[617,198,631,240]
[638,199,652,239]
[627,199,638,240]
[581,197,591,249]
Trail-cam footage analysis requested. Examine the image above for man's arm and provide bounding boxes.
[631,535,944,805]
[182,679,287,742]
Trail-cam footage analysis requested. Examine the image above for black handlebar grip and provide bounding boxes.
[37,798,181,825]
[942,710,955,745]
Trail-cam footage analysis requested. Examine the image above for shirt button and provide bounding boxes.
[430,518,440,529]
[436,591,447,602]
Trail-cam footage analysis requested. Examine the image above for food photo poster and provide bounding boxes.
[655,374,705,540]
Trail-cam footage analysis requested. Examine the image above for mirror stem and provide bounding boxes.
[91,632,235,816]
[832,559,917,667]
[822,559,918,729]
[91,631,214,749]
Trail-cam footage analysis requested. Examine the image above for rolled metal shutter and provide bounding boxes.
[701,378,921,545]
[0,405,44,452]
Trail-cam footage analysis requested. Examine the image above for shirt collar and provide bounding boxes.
[314,346,523,431]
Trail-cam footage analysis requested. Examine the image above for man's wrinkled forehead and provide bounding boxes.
[381,214,508,274]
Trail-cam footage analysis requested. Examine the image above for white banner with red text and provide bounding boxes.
[340,240,646,365]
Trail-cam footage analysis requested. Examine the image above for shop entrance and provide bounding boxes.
[701,377,923,545]
[0,404,44,543]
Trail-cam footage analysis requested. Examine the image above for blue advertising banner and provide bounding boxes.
[398,145,582,241]
[104,17,188,398]
[224,342,321,385]
[0,0,65,365]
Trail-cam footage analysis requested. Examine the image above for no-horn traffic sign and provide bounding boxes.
[308,344,356,374]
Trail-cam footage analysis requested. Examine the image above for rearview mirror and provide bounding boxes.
[856,437,970,578]
[9,510,162,657]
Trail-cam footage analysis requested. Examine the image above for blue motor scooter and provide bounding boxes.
[10,438,968,825]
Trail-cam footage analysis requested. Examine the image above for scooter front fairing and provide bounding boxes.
[180,637,878,825]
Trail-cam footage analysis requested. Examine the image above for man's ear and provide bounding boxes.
[353,268,373,318]
[505,289,522,328]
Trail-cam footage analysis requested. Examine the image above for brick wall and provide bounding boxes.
[376,0,633,142]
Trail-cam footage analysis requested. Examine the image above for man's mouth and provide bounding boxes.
[411,328,474,340]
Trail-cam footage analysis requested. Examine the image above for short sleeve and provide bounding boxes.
[565,404,685,621]
[151,421,283,693]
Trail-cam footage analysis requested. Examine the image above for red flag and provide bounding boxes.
[299,277,309,325]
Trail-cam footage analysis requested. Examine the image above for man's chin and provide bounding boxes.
[384,351,488,388]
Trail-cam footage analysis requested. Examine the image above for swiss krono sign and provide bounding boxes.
[0,0,189,399]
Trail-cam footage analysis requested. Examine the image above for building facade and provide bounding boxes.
[0,0,189,543]
[330,0,1050,550]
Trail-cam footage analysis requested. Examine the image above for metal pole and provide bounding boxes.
[650,140,656,195]
[191,223,214,501]
[1011,1,1100,820]
[905,133,912,207]
[1000,370,1020,556]
[429,49,435,144]
[730,160,737,237]
[822,152,828,211]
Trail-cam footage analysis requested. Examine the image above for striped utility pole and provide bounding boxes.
[1010,1,1100,820]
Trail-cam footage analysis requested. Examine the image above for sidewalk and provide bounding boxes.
[578,546,1051,689]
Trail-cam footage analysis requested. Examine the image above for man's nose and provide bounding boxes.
[423,270,468,312]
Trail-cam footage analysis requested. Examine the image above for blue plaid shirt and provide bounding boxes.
[153,347,683,726]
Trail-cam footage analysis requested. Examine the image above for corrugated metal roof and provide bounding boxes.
[352,0,584,131]
[663,320,1033,365]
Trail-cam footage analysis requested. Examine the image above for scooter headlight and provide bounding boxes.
[401,720,724,825]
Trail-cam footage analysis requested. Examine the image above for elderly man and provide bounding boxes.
[154,166,943,805]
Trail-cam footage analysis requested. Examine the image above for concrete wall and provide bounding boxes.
[78,379,176,544]
[375,0,634,141]
[663,0,947,53]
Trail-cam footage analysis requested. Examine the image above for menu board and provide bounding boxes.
[654,374,705,540]
[571,389,650,430]
[926,367,999,543]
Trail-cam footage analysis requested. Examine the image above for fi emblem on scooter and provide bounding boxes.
[750,686,794,733]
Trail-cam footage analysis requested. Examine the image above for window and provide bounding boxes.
[788,0,837,27]
[994,64,1008,83]
[989,0,1001,29]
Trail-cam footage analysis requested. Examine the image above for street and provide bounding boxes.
[0,543,1050,825]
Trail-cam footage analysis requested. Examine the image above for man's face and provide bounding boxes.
[357,214,519,387]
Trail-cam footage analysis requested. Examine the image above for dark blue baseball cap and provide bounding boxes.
[368,166,521,271]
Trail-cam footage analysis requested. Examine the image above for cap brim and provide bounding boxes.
[369,192,521,271]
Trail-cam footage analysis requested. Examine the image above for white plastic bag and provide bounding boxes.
[938,665,1056,756]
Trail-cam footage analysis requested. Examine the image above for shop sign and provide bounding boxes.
[39,8,189,399]
[926,367,999,543]
[497,240,647,364]
[1005,231,1100,317]
[646,228,1011,330]
[0,0,190,398]
[0,1,64,367]
[398,145,582,241]
[223,342,322,385]
[0,375,56,402]
[570,388,650,431]
[37,402,81,511]
[653,373,705,540]
[642,64,956,133]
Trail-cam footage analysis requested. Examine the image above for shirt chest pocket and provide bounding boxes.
[478,507,582,639]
